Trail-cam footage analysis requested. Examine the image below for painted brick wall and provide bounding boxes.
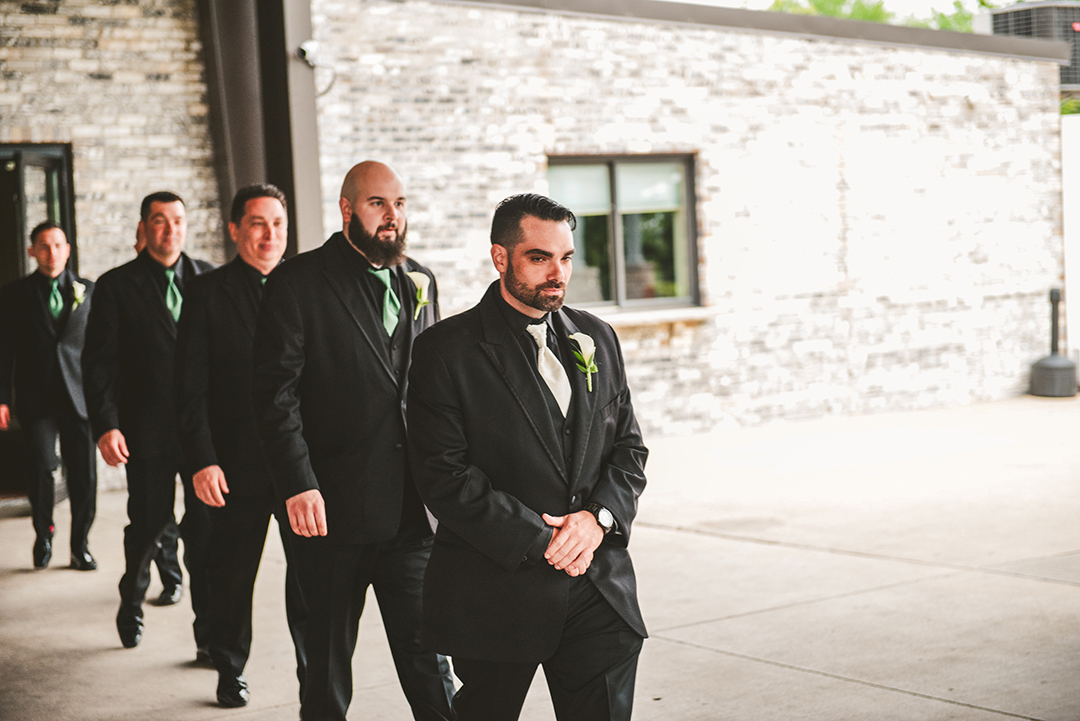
[1,0,223,488]
[312,0,1064,437]
[0,0,224,280]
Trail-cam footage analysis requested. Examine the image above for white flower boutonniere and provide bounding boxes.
[72,281,87,309]
[569,332,599,392]
[405,271,432,320]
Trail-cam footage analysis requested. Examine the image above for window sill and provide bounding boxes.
[590,304,718,328]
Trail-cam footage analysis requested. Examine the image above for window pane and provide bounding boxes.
[548,164,610,215]
[617,163,689,300]
[615,162,683,213]
[24,164,48,231]
[565,213,612,304]
[549,164,613,304]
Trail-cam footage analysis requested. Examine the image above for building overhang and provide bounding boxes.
[441,0,1071,64]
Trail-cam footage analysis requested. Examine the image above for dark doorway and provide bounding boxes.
[0,144,77,288]
[0,144,76,503]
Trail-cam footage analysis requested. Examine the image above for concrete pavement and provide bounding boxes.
[1,394,1078,720]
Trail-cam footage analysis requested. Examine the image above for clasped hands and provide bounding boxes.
[280,492,603,577]
[542,511,604,577]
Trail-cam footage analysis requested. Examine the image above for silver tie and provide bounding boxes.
[526,323,572,418]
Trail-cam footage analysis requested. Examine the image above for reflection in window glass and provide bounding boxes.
[24,165,48,231]
[548,157,693,307]
[568,214,611,303]
[549,164,612,304]
[617,163,687,301]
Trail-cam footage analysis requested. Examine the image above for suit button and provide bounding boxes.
[394,443,403,451]
[522,556,528,562]
[570,495,577,504]
[564,427,571,436]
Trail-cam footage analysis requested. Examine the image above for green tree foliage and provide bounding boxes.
[770,0,983,31]
[1062,99,1080,116]
[769,0,893,22]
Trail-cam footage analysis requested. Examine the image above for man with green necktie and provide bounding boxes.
[83,191,215,654]
[252,161,454,721]
[0,221,98,571]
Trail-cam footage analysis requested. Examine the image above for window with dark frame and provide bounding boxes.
[0,144,77,289]
[547,155,697,309]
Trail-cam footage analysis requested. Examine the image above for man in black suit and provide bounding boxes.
[252,161,454,721]
[136,219,185,609]
[0,221,97,571]
[175,183,306,708]
[83,191,215,652]
[407,194,649,721]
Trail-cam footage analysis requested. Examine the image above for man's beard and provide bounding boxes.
[347,213,407,267]
[505,258,566,314]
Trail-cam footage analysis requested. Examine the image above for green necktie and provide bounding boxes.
[48,278,63,320]
[369,268,401,337]
[164,268,182,322]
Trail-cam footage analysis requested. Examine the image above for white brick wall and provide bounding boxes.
[312,0,1064,436]
[1,0,223,488]
[0,0,225,281]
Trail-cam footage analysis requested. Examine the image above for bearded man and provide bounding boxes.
[407,193,648,721]
[251,161,454,721]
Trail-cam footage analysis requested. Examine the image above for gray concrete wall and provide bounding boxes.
[311,0,1065,436]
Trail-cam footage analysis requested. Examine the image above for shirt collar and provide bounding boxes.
[494,285,549,338]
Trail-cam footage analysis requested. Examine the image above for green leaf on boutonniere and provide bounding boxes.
[569,332,598,392]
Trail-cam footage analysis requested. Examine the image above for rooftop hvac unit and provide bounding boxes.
[992,0,1080,88]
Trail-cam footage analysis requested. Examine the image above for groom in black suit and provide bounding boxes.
[0,221,97,571]
[407,194,649,721]
[175,183,306,708]
[252,161,454,721]
[83,191,215,652]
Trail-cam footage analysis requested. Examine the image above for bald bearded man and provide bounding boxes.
[251,161,454,721]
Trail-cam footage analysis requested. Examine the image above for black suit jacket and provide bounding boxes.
[0,269,94,421]
[407,281,649,663]
[174,257,273,497]
[251,233,440,543]
[83,251,215,457]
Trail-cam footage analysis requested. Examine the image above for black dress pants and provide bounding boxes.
[117,455,211,647]
[450,577,644,721]
[154,518,183,590]
[291,526,455,721]
[206,495,307,697]
[22,400,96,555]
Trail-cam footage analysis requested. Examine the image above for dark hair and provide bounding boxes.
[29,220,65,246]
[140,191,185,222]
[230,183,288,224]
[490,193,577,250]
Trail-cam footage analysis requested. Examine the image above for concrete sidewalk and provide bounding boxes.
[1,395,1079,720]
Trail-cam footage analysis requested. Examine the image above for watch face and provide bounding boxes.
[598,507,614,528]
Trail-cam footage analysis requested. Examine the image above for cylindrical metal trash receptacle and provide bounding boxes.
[1030,353,1077,397]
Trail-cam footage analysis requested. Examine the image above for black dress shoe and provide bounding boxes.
[69,551,97,571]
[216,674,249,708]
[155,585,182,606]
[33,537,52,569]
[116,611,144,649]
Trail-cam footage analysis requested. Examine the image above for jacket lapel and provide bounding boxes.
[27,274,58,342]
[478,286,568,483]
[553,311,597,487]
[55,269,84,342]
[320,237,397,384]
[221,259,258,338]
[134,254,177,339]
